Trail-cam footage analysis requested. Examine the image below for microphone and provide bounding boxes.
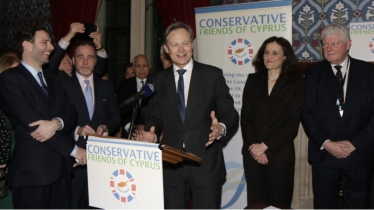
[120,83,156,107]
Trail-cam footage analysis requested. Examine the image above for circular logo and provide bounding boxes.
[110,169,136,203]
[369,38,374,54]
[228,38,254,65]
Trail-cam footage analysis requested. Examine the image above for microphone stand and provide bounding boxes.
[127,98,141,139]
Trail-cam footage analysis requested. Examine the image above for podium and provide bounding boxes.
[86,135,200,209]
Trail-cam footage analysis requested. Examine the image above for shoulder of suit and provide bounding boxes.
[191,61,224,79]
[94,76,115,88]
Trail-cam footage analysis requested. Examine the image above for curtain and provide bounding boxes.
[154,0,210,39]
[49,0,101,54]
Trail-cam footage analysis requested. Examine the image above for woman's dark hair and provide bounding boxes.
[252,36,300,80]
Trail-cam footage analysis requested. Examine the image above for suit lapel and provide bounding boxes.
[184,63,203,126]
[20,66,50,101]
[131,77,138,94]
[342,58,360,119]
[92,77,100,121]
[164,69,182,124]
[72,74,91,121]
[321,61,339,103]
[269,75,287,98]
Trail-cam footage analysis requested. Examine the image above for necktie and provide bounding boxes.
[177,69,187,123]
[141,80,145,87]
[334,65,344,103]
[84,80,94,119]
[37,72,49,98]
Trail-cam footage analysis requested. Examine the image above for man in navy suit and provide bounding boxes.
[303,23,374,208]
[0,24,87,208]
[61,40,120,208]
[137,22,239,209]
[117,54,152,138]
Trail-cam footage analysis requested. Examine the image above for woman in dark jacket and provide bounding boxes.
[241,36,304,208]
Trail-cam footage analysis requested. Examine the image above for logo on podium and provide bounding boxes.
[110,169,137,203]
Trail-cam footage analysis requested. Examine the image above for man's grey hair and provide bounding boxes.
[321,23,350,42]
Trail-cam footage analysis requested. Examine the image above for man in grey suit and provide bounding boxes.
[136,22,239,209]
[303,23,374,208]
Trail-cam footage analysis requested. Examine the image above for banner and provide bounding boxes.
[195,1,292,208]
[87,136,164,209]
[350,21,374,61]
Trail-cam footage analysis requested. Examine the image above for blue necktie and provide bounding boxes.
[84,80,94,119]
[177,69,186,123]
[37,72,49,98]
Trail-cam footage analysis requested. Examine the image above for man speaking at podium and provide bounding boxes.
[136,22,239,209]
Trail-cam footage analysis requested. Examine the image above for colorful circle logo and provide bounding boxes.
[110,169,136,203]
[369,38,374,54]
[228,38,254,65]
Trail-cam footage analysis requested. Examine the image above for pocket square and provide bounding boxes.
[102,98,107,101]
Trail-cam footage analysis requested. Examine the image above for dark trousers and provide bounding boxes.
[71,166,89,209]
[312,162,373,209]
[12,160,70,209]
[163,164,222,209]
[243,154,295,208]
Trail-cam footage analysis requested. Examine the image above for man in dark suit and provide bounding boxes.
[117,54,152,138]
[303,23,374,208]
[137,22,239,209]
[62,40,121,208]
[0,24,86,208]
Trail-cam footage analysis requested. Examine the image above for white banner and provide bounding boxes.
[87,136,164,209]
[195,1,292,208]
[350,21,374,62]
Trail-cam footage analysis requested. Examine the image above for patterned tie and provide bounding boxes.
[177,69,187,123]
[84,80,94,119]
[334,65,344,103]
[37,72,49,98]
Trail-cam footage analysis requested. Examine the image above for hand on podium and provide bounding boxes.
[132,126,156,143]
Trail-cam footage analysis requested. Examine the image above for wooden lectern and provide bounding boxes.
[158,143,201,164]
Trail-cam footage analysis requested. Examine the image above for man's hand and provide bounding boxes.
[132,126,155,143]
[338,140,356,154]
[323,141,351,159]
[63,22,85,42]
[249,143,268,160]
[256,153,269,165]
[29,119,60,142]
[73,147,87,166]
[77,125,96,136]
[96,125,108,136]
[89,24,103,52]
[0,164,6,169]
[207,111,223,146]
[135,125,145,132]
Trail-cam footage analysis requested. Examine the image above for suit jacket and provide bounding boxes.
[0,64,77,187]
[62,73,121,149]
[145,60,239,187]
[241,73,304,163]
[117,76,153,138]
[302,57,374,168]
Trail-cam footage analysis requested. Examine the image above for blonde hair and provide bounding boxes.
[0,53,20,73]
